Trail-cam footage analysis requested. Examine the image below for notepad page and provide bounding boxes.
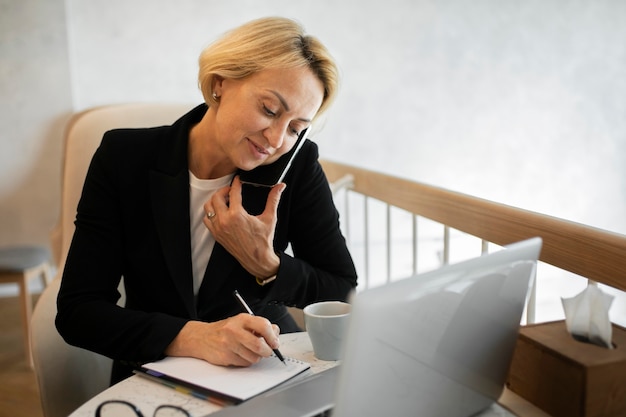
[142,355,310,402]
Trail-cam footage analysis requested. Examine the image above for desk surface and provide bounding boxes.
[69,332,549,417]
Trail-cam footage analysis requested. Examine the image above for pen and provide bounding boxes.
[233,290,286,365]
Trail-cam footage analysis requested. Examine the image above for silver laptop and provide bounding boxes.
[207,237,542,417]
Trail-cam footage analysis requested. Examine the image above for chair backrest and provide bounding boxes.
[31,103,193,417]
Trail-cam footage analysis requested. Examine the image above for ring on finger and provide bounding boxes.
[206,211,216,220]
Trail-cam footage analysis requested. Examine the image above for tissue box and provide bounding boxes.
[506,320,626,417]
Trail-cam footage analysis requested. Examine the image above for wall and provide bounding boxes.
[0,0,72,247]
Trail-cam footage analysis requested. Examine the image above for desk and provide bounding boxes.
[70,332,549,417]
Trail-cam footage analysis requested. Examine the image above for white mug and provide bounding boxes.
[303,301,351,361]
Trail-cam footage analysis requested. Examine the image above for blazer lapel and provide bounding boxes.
[147,104,208,319]
[150,169,196,318]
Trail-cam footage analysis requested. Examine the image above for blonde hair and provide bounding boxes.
[198,17,339,119]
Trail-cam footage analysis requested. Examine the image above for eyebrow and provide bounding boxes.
[269,90,312,123]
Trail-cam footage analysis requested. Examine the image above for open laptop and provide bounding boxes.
[207,237,542,417]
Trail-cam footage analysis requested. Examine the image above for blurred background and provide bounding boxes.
[1,0,625,323]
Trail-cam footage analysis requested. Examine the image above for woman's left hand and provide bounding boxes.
[203,176,284,278]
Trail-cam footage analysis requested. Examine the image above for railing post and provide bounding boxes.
[442,226,450,265]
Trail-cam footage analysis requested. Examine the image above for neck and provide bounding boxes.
[188,110,236,179]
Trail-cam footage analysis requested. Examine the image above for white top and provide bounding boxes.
[188,171,234,296]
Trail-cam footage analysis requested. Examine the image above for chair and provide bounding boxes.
[0,245,52,367]
[30,103,193,417]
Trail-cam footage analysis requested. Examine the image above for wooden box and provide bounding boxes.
[506,321,626,417]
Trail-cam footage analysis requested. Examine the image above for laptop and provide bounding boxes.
[206,237,542,417]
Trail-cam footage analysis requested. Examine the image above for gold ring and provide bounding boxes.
[206,212,216,220]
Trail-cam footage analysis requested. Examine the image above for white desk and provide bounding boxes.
[69,332,548,417]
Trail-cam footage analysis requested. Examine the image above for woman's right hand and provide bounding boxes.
[203,176,284,279]
[164,314,281,367]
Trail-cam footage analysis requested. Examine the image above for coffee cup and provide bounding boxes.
[303,301,351,361]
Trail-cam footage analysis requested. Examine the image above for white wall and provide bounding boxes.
[0,0,72,247]
[1,0,625,320]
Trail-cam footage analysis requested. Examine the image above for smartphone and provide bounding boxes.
[238,126,310,187]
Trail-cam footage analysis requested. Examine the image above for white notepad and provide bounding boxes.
[137,355,311,405]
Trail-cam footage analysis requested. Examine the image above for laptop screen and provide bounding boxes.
[332,237,541,417]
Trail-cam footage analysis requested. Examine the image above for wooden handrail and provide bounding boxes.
[321,160,626,293]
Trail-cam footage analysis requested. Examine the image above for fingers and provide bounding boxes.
[271,323,280,339]
[207,185,231,216]
[204,176,284,225]
[202,183,231,229]
[202,177,245,221]
[229,176,243,208]
[242,314,281,351]
[166,316,282,368]
[227,314,281,365]
[261,182,286,222]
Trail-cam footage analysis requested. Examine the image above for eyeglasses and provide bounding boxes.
[95,400,191,417]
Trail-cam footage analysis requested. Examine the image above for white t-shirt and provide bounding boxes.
[188,170,234,296]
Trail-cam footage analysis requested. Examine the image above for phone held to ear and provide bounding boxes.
[238,126,310,188]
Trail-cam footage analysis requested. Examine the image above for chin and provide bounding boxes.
[239,161,262,172]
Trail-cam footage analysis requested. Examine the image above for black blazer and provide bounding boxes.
[56,104,357,382]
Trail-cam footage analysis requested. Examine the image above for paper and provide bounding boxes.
[138,355,310,404]
[561,284,614,348]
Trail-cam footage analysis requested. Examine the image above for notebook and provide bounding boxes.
[206,237,542,417]
[137,354,310,405]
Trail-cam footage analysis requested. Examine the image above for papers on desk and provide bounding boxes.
[136,355,310,405]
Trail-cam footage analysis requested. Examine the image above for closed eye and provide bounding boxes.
[263,105,277,117]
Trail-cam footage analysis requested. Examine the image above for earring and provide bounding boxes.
[212,92,219,100]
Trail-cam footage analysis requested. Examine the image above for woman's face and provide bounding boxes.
[212,66,324,171]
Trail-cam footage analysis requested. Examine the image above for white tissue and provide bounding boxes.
[561,284,614,349]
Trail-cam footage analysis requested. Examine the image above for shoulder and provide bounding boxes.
[94,127,171,177]
[99,125,170,155]
[299,138,319,162]
[284,139,327,191]
[95,104,206,172]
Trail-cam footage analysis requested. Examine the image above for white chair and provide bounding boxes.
[30,103,193,417]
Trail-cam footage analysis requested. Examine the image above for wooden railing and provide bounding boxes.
[320,159,626,322]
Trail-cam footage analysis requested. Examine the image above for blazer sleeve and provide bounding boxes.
[55,132,189,364]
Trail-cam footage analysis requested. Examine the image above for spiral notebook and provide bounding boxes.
[136,355,310,405]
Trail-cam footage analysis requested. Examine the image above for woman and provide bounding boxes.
[55,16,357,384]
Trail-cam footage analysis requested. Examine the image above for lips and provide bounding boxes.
[247,138,271,160]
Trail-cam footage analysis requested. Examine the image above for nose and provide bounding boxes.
[263,123,286,150]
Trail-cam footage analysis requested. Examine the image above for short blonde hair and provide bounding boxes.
[198,17,339,119]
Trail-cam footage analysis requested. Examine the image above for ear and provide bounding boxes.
[212,76,225,98]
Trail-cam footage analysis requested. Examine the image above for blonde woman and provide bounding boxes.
[56,17,357,384]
